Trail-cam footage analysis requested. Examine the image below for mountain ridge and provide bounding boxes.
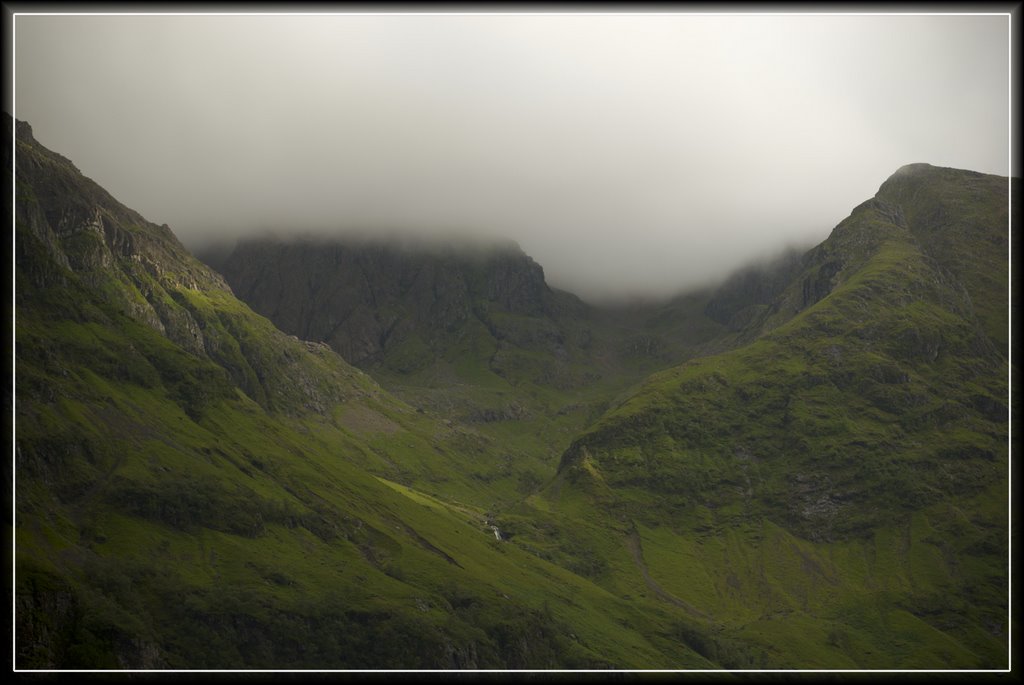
[11,111,1010,669]
[509,160,1009,667]
[13,114,719,668]
[218,233,584,369]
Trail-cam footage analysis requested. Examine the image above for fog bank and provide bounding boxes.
[14,12,1010,300]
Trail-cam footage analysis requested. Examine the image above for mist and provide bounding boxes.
[12,12,1011,302]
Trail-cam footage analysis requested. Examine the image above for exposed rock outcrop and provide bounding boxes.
[218,235,588,371]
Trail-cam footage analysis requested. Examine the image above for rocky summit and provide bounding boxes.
[12,112,1010,670]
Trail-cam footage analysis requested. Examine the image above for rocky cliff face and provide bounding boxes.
[703,247,806,332]
[12,119,219,351]
[219,235,586,370]
[11,114,382,418]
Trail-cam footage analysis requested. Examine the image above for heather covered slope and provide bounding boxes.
[503,163,1010,668]
[12,116,717,669]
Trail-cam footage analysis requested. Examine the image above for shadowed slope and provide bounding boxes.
[12,115,715,669]
[507,163,1009,668]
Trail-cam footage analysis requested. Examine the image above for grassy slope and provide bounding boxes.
[363,281,736,516]
[13,121,714,669]
[215,234,738,512]
[15,112,1008,670]
[502,165,1009,668]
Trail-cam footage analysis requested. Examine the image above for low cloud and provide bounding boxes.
[14,13,1010,301]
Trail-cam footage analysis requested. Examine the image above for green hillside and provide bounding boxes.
[214,233,733,511]
[504,163,1010,668]
[11,116,713,669]
[12,108,1010,671]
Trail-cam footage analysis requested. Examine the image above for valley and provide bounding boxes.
[11,112,1010,670]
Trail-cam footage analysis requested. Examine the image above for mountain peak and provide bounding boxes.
[889,162,934,177]
[880,162,993,191]
[15,117,35,143]
[3,112,32,141]
[14,113,1011,669]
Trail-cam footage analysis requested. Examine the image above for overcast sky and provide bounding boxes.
[13,11,1011,301]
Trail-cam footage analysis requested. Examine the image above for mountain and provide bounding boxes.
[701,246,807,334]
[209,162,1010,669]
[11,115,719,669]
[213,233,735,501]
[12,110,1010,670]
[219,235,579,369]
[503,163,1010,668]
